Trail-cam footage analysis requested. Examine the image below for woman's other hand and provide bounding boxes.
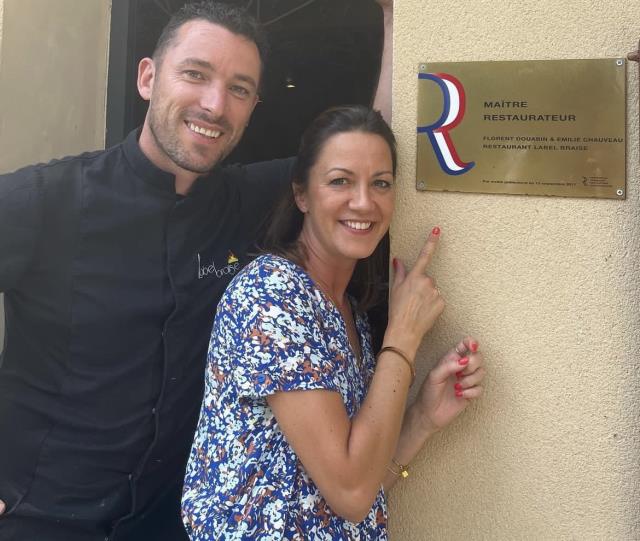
[415,336,485,434]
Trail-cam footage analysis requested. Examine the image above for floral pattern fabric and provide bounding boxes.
[182,253,387,540]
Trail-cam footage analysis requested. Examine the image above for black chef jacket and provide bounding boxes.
[0,129,292,537]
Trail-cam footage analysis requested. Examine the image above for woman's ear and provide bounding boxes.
[293,183,308,213]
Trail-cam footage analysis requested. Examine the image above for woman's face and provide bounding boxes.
[295,131,395,268]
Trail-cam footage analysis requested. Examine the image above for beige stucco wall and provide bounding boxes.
[389,1,640,540]
[0,0,110,346]
[0,0,111,174]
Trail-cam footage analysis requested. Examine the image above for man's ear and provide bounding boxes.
[293,183,308,213]
[137,57,155,101]
[250,94,260,115]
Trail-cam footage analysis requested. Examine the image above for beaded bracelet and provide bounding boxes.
[377,346,415,383]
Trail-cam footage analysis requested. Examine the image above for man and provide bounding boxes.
[0,1,392,540]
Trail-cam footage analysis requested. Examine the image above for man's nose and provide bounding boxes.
[200,82,227,115]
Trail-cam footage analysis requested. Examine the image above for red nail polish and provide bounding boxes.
[432,226,441,236]
[470,341,478,353]
[455,389,464,397]
[455,370,464,378]
[454,383,463,391]
[458,357,469,366]
[392,257,398,269]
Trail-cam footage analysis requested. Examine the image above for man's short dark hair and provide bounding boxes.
[152,1,268,73]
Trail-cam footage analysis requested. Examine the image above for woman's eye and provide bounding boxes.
[373,179,393,189]
[329,178,348,186]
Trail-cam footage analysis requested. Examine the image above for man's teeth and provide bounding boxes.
[188,122,221,139]
[344,221,372,231]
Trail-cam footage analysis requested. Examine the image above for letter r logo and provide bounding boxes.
[418,73,475,176]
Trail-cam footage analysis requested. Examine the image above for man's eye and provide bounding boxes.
[184,70,204,80]
[230,85,251,98]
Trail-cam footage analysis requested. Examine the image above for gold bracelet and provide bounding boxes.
[377,346,415,383]
[387,458,409,479]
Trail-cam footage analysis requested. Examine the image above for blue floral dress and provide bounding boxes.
[182,254,387,540]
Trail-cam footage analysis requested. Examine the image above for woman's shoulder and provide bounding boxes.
[242,253,307,284]
[227,253,314,303]
[250,252,302,273]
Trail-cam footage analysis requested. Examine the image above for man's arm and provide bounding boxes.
[0,167,43,293]
[235,157,294,215]
[372,0,393,124]
[0,167,44,516]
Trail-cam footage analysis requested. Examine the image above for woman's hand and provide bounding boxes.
[385,227,446,359]
[414,336,485,434]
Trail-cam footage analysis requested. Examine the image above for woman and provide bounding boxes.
[182,106,485,539]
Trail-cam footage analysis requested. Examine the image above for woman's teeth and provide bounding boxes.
[343,221,372,231]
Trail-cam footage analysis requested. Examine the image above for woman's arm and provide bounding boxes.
[383,337,485,490]
[267,228,444,522]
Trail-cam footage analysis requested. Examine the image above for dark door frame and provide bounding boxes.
[105,0,137,148]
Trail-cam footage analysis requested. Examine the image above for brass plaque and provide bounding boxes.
[416,59,626,199]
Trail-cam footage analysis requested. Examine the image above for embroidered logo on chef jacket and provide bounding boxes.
[197,251,240,279]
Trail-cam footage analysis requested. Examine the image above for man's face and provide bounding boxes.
[138,20,261,176]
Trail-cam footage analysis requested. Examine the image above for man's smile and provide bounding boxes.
[186,121,222,139]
